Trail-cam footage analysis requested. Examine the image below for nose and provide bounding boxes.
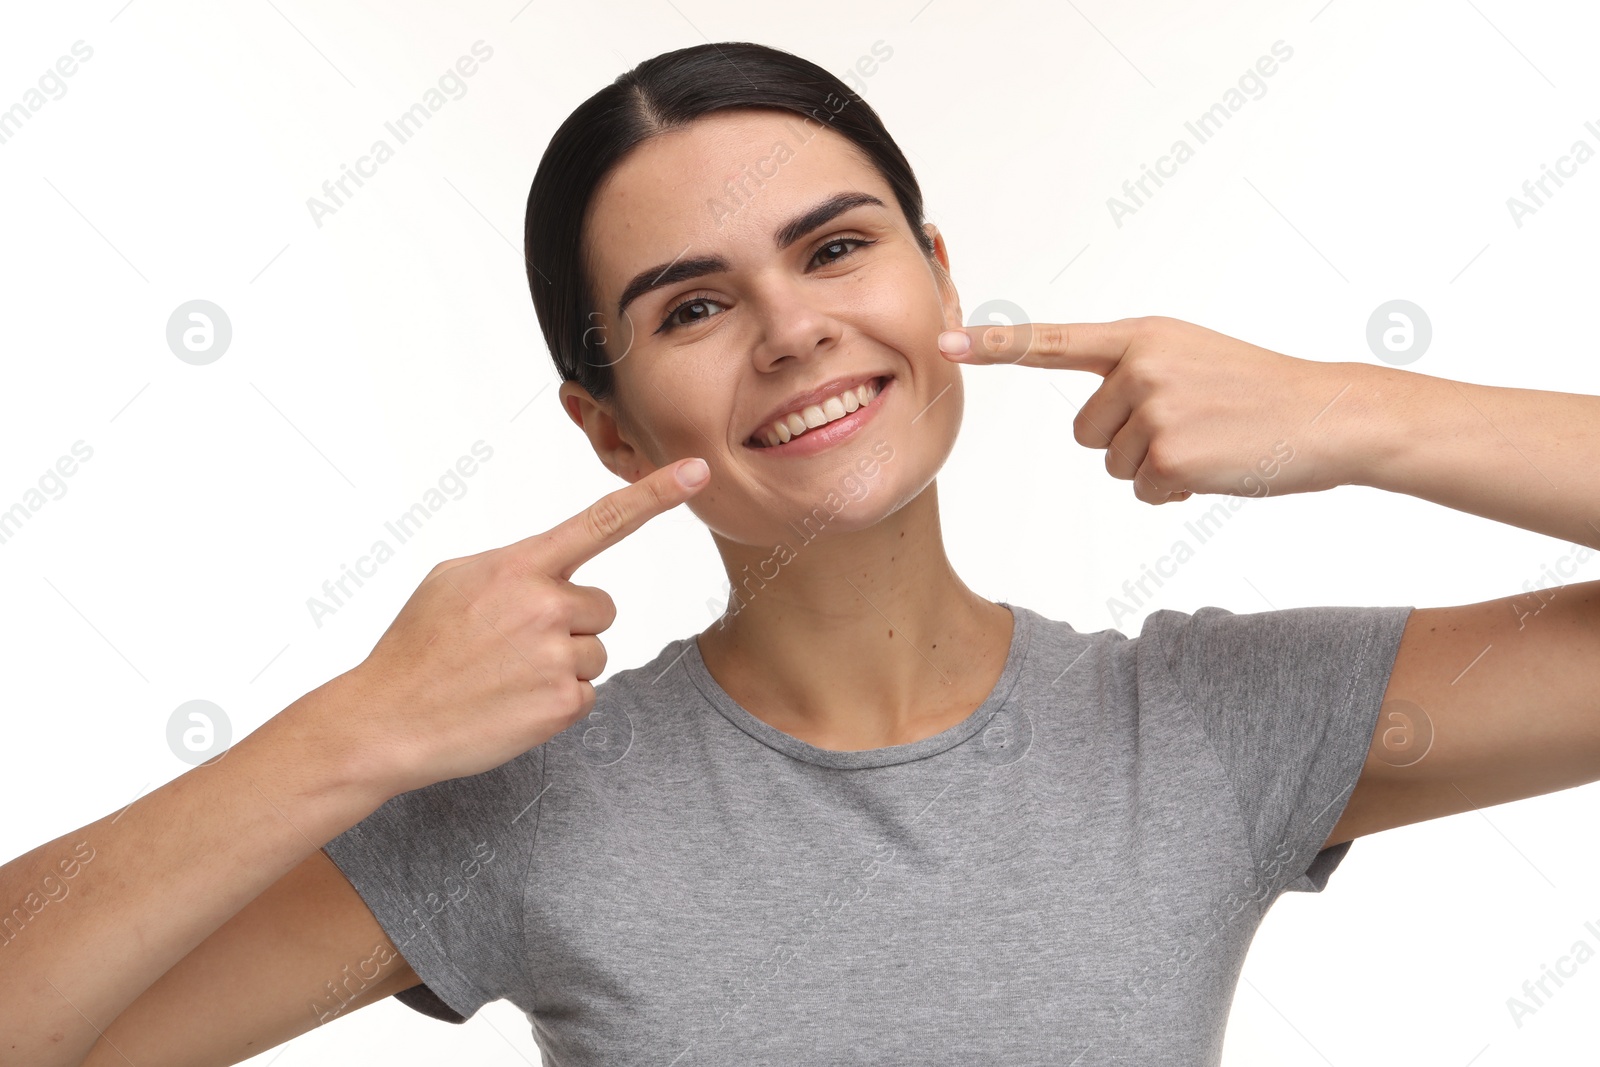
[747,272,844,373]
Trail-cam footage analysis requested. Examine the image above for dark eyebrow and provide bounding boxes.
[614,191,888,319]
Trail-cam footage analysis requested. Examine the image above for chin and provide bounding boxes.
[694,380,961,546]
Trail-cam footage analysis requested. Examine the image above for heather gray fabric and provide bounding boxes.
[322,599,1412,1064]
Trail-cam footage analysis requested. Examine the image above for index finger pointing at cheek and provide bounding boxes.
[938,319,1134,376]
[515,457,710,583]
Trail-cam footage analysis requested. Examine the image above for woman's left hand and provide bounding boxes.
[938,315,1382,505]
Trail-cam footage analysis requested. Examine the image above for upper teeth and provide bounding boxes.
[756,379,882,448]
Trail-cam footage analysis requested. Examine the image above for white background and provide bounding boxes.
[3,0,1599,1063]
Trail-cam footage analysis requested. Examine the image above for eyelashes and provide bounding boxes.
[656,291,724,333]
[655,235,877,333]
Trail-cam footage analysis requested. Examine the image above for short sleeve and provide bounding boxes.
[1143,603,1413,897]
[320,745,546,1023]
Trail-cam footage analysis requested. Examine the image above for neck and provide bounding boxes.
[695,480,1013,750]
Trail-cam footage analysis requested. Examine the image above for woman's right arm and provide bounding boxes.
[0,675,412,1067]
[0,458,708,1067]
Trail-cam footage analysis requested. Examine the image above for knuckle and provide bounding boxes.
[1143,442,1182,483]
[640,473,675,514]
[1072,410,1101,448]
[426,567,474,611]
[523,590,569,633]
[1121,358,1161,391]
[1139,398,1170,433]
[536,639,572,680]
[489,550,540,588]
[426,555,472,583]
[566,678,597,720]
[585,496,628,543]
[1032,322,1067,356]
[434,548,490,577]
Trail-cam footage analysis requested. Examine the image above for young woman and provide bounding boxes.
[6,40,1598,1067]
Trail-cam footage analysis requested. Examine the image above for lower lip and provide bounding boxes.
[746,377,893,458]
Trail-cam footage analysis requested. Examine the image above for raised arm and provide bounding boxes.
[1316,360,1600,847]
[2,457,708,1066]
[1326,579,1600,848]
[935,315,1600,849]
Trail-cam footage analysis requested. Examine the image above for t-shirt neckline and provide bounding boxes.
[680,601,1034,769]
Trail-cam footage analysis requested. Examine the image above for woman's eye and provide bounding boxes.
[812,237,873,267]
[658,294,725,332]
[654,237,874,334]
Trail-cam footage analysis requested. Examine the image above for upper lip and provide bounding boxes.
[745,372,890,443]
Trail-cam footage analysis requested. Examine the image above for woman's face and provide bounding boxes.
[565,107,966,547]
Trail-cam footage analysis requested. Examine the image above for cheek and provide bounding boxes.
[618,363,734,462]
[855,269,952,372]
[848,263,940,326]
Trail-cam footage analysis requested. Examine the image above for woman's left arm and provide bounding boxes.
[940,315,1600,847]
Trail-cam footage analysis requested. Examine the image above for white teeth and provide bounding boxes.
[755,377,885,447]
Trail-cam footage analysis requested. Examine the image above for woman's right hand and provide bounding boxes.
[319,456,711,799]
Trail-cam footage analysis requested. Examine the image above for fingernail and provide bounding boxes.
[938,330,971,356]
[677,458,709,487]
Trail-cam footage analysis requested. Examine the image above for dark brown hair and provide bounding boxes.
[523,40,936,404]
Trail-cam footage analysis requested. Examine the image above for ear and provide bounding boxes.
[557,381,654,484]
[923,222,962,331]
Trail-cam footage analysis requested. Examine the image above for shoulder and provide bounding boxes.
[1004,600,1412,715]
[1134,602,1413,672]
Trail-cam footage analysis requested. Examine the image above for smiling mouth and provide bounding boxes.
[745,376,891,449]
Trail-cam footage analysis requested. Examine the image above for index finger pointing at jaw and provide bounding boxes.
[520,457,710,583]
[937,320,1134,376]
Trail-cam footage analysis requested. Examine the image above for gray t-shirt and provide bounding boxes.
[322,599,1412,1064]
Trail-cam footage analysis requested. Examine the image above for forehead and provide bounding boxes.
[582,108,889,301]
